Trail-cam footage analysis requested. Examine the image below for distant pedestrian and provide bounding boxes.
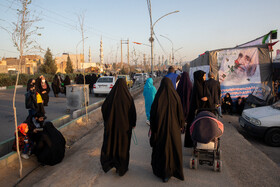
[25,79,38,117]
[206,72,221,116]
[185,70,213,148]
[176,72,192,124]
[143,78,157,125]
[37,75,50,106]
[100,78,137,176]
[164,66,180,89]
[52,75,61,97]
[150,77,185,183]
[62,75,71,94]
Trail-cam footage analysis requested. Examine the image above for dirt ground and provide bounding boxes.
[1,91,279,187]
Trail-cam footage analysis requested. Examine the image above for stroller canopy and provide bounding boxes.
[190,111,224,144]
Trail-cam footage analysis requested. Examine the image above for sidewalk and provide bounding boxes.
[1,93,280,186]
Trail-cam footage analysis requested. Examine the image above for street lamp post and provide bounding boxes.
[148,10,179,75]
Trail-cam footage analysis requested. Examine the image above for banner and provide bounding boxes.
[217,48,261,99]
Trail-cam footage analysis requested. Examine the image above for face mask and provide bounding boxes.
[42,80,46,83]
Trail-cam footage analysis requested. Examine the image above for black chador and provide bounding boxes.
[100,78,137,176]
[150,77,185,182]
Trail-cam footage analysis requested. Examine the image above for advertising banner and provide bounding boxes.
[217,48,261,99]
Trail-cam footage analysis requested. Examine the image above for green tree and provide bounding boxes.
[65,55,73,74]
[40,48,57,74]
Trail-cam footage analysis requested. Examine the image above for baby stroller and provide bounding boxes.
[189,109,224,172]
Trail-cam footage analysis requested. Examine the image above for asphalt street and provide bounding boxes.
[0,87,104,142]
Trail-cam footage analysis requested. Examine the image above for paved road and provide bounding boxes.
[12,94,279,186]
[0,87,105,142]
[224,115,280,167]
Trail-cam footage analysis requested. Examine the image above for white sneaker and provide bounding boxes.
[21,153,29,159]
[146,120,150,126]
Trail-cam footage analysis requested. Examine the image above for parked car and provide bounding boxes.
[143,73,149,80]
[117,75,133,88]
[93,76,115,96]
[134,73,145,84]
[239,100,280,147]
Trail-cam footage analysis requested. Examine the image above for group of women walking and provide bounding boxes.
[100,69,212,183]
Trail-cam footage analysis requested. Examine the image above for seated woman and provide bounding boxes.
[222,93,233,114]
[235,97,245,115]
[35,121,66,166]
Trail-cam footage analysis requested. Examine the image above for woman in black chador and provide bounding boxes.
[185,70,213,148]
[36,75,50,106]
[150,77,185,183]
[100,78,137,176]
[35,121,66,166]
[51,75,61,97]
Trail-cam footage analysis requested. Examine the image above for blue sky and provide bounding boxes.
[0,0,279,63]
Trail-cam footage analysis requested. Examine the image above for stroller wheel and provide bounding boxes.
[217,150,222,160]
[189,157,198,169]
[213,160,222,172]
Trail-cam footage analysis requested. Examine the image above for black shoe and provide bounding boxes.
[162,178,169,183]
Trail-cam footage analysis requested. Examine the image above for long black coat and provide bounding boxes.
[185,70,213,148]
[206,78,221,105]
[37,78,51,105]
[100,78,137,176]
[35,122,66,166]
[150,77,185,181]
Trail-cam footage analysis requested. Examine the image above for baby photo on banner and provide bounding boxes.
[217,48,261,99]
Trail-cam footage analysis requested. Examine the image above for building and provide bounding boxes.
[55,53,84,73]
[0,55,42,74]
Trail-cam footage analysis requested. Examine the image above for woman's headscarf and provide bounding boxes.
[143,78,157,120]
[27,79,34,91]
[18,123,28,136]
[40,76,47,89]
[176,72,192,121]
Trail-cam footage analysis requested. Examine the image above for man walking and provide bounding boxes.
[206,72,222,116]
[165,66,180,89]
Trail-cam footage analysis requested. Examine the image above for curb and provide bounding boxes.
[0,85,24,90]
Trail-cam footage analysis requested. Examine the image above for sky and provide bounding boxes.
[0,0,280,64]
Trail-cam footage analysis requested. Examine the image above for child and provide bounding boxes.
[12,123,31,159]
[25,80,38,117]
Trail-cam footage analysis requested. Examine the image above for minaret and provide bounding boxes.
[88,47,91,63]
[100,37,104,71]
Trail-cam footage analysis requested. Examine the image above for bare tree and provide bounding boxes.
[77,12,88,121]
[0,0,41,178]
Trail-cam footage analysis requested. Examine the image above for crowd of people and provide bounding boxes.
[13,68,248,181]
[100,66,248,183]
[13,74,66,166]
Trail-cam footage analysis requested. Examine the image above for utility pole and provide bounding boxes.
[121,39,129,71]
[121,39,123,68]
[127,38,129,67]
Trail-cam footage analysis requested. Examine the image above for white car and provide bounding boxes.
[143,73,149,80]
[239,100,280,146]
[93,76,115,96]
